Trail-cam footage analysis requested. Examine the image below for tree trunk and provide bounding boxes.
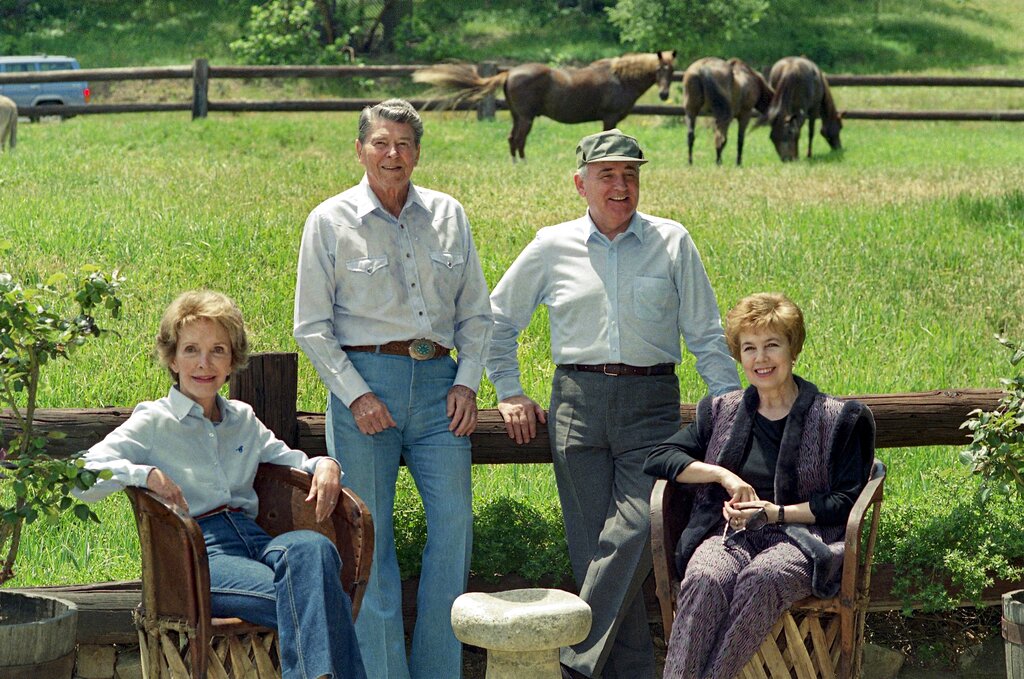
[379,0,412,53]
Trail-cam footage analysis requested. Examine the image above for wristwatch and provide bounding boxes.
[776,504,785,524]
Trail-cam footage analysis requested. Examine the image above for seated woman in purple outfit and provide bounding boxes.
[644,292,875,679]
[75,290,366,679]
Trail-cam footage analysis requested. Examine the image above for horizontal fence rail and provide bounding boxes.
[0,353,1004,462]
[2,60,1022,122]
[3,352,1015,649]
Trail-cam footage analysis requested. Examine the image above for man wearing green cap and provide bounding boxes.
[486,128,740,678]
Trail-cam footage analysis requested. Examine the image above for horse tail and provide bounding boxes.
[699,67,732,122]
[753,70,774,115]
[413,64,509,108]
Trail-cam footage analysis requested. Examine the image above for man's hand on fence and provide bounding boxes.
[497,394,547,445]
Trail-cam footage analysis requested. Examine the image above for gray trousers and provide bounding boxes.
[551,368,681,679]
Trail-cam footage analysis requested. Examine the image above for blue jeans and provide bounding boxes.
[200,511,367,679]
[327,352,472,679]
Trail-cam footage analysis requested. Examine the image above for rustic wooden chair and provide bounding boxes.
[651,460,885,679]
[126,463,374,679]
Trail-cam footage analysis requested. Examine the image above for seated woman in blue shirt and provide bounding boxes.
[76,290,366,679]
[643,292,875,679]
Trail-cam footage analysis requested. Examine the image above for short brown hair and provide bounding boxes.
[155,290,249,382]
[724,292,805,361]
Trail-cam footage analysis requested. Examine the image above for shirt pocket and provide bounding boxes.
[633,276,674,322]
[429,250,465,298]
[344,255,394,303]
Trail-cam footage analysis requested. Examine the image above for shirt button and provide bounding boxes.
[419,311,424,316]
[406,253,411,258]
[411,283,416,287]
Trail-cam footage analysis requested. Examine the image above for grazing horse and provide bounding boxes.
[766,56,842,161]
[0,95,16,152]
[414,51,676,161]
[682,57,773,166]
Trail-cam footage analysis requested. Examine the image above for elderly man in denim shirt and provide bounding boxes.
[487,129,740,679]
[294,99,493,679]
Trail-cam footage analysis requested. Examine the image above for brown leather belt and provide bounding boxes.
[195,505,243,520]
[344,339,451,361]
[558,363,675,377]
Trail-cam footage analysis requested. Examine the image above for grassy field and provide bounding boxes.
[3,0,1024,594]
[2,107,1023,587]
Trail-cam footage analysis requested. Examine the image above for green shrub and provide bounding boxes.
[877,466,1024,613]
[960,336,1024,501]
[393,471,569,582]
[230,0,354,65]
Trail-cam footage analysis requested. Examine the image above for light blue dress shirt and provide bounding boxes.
[74,387,337,518]
[487,210,740,400]
[294,176,493,407]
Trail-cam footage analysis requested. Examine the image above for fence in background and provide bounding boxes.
[2,58,1023,122]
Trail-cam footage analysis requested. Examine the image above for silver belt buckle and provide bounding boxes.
[408,339,437,361]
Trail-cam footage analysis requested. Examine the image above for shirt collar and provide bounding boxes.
[168,385,230,423]
[583,210,644,245]
[354,175,427,220]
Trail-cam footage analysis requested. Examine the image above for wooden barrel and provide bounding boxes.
[1004,589,1024,678]
[0,591,79,679]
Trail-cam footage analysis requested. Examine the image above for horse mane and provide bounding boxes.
[820,74,840,120]
[767,67,798,123]
[610,52,659,82]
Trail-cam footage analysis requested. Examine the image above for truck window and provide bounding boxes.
[39,62,75,71]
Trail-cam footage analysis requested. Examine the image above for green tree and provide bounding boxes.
[607,0,770,53]
[0,243,123,585]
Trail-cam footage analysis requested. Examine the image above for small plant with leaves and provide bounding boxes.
[0,242,124,585]
[959,335,1024,501]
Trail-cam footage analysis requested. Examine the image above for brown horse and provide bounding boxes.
[766,56,842,161]
[414,51,676,161]
[682,57,773,166]
[0,95,16,152]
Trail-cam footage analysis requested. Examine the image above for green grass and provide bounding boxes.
[2,108,1023,587]
[4,0,1024,591]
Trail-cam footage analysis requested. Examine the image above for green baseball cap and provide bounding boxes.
[576,128,647,168]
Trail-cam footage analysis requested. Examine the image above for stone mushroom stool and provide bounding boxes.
[451,588,592,679]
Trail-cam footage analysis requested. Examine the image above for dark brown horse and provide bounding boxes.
[414,51,676,161]
[682,57,773,166]
[766,56,842,161]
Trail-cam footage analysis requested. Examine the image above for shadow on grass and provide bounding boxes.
[952,189,1024,228]
[723,0,1019,73]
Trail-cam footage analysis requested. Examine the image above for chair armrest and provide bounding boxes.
[839,459,886,604]
[650,478,693,644]
[125,487,212,634]
[254,463,375,619]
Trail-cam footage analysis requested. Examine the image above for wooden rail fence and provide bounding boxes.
[2,58,1022,122]
[2,351,1016,648]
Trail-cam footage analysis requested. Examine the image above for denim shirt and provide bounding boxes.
[487,211,740,400]
[294,177,493,406]
[74,387,338,518]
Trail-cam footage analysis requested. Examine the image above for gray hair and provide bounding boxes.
[358,98,424,145]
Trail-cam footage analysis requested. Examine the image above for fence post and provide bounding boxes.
[192,58,209,120]
[229,352,299,447]
[477,61,497,121]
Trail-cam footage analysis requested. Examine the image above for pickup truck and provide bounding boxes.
[0,55,90,121]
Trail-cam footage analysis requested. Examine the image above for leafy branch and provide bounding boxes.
[0,242,123,585]
[959,335,1024,501]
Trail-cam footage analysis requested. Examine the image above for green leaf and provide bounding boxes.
[73,504,92,521]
